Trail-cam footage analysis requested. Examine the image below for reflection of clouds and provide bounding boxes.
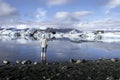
[15,38,29,44]
[0,41,41,64]
[0,42,19,63]
[1,39,120,64]
[48,40,94,60]
[55,53,68,59]
[79,42,120,51]
[77,42,120,59]
[29,40,120,61]
[19,40,120,61]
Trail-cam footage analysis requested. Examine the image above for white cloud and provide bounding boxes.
[1,18,120,31]
[55,12,69,19]
[0,0,17,17]
[47,0,72,6]
[35,8,47,22]
[106,0,120,14]
[55,11,93,22]
[75,18,120,30]
[107,0,120,9]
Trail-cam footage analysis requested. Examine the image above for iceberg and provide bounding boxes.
[99,32,120,42]
[0,27,120,43]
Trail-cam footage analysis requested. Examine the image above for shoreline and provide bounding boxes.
[0,58,120,80]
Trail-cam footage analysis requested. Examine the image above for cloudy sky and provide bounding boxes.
[0,0,120,30]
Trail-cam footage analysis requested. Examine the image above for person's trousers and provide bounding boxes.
[42,46,47,53]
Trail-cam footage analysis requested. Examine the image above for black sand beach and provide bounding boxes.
[0,58,120,80]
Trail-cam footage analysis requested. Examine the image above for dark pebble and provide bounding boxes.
[69,59,76,63]
[0,58,120,80]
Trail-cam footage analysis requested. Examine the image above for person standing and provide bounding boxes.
[40,34,48,53]
[40,34,48,64]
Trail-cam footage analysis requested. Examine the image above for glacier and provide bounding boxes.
[0,28,120,43]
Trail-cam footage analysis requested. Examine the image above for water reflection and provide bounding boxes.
[1,33,120,44]
[41,52,46,64]
[0,33,120,64]
[0,39,120,64]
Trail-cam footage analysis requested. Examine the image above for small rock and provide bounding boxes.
[21,60,32,65]
[111,58,116,62]
[98,58,105,62]
[46,78,51,80]
[46,63,49,65]
[70,59,76,63]
[106,76,114,80]
[3,60,10,64]
[118,78,120,80]
[21,60,26,64]
[67,74,71,77]
[6,77,10,80]
[33,61,39,65]
[21,60,31,64]
[18,66,22,70]
[22,76,30,80]
[43,76,46,79]
[96,60,100,63]
[53,62,56,65]
[56,73,60,76]
[87,76,92,80]
[16,61,20,64]
[26,60,32,64]
[99,57,105,60]
[76,60,82,64]
[61,66,67,70]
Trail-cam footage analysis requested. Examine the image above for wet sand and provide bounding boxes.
[0,58,120,80]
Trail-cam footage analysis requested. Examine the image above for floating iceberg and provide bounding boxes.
[0,28,120,43]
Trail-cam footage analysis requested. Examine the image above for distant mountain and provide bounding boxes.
[0,27,83,36]
[45,28,82,33]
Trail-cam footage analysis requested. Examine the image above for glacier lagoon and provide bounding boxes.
[1,28,120,64]
[0,36,120,64]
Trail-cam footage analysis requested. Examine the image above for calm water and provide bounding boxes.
[0,38,120,64]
